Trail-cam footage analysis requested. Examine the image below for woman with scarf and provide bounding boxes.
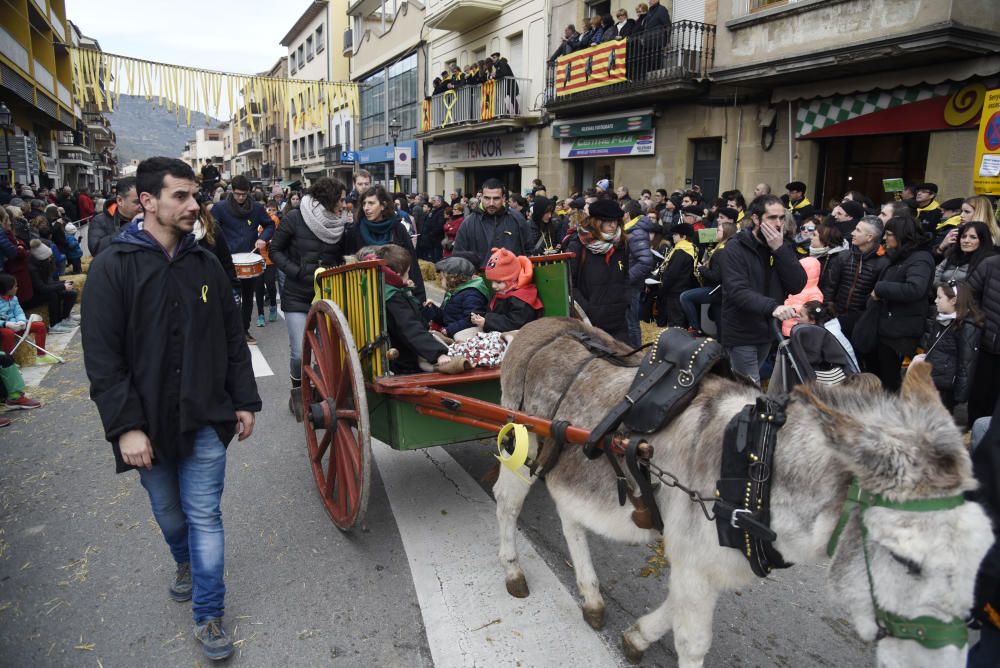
[270,177,350,420]
[808,222,849,281]
[344,185,426,302]
[565,199,630,342]
[655,222,699,327]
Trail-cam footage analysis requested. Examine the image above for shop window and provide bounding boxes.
[749,0,788,12]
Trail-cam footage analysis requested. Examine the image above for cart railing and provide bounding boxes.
[315,259,388,380]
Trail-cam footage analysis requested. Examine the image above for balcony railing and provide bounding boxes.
[421,77,531,133]
[237,138,261,154]
[545,21,715,106]
[323,143,344,167]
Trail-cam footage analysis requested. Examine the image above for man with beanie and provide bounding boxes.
[720,195,807,384]
[453,178,535,267]
[933,197,964,254]
[913,182,942,236]
[25,239,78,333]
[211,174,275,344]
[89,176,140,257]
[830,199,864,238]
[655,222,699,327]
[783,181,815,224]
[82,157,260,662]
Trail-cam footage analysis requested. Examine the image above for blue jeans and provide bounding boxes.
[139,426,227,623]
[285,310,307,382]
[626,288,642,348]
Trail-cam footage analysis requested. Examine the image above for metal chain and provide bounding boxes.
[645,460,720,522]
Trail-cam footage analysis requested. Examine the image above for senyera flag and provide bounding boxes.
[554,41,627,97]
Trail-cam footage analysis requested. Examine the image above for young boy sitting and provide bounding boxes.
[363,244,467,375]
[423,255,490,338]
[0,273,59,364]
[470,247,543,333]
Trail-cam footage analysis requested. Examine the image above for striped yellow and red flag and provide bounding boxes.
[554,41,627,97]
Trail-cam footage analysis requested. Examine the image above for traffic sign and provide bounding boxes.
[341,150,358,163]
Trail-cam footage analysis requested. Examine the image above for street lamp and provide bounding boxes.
[0,102,12,189]
[388,116,402,191]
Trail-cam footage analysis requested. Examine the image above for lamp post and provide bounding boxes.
[388,116,402,192]
[0,102,12,190]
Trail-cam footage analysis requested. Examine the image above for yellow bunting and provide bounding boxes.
[495,423,531,483]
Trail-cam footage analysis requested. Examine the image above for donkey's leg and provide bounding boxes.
[493,434,539,598]
[558,512,606,630]
[622,564,720,668]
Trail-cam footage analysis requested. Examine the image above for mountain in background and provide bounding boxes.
[107,95,223,165]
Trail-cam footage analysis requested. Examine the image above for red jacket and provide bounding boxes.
[77,193,95,221]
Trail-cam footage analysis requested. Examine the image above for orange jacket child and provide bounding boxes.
[480,248,543,332]
[782,256,824,336]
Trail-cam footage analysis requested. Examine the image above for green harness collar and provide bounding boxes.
[826,477,968,651]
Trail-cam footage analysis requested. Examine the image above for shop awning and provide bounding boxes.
[280,179,301,190]
[772,55,1000,103]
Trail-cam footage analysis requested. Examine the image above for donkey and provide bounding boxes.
[495,318,993,667]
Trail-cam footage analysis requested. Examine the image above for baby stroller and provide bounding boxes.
[768,322,859,396]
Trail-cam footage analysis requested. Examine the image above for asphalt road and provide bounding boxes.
[0,313,875,667]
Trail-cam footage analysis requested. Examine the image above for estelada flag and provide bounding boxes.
[554,41,627,97]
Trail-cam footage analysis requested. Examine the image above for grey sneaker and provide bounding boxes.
[169,562,192,602]
[194,618,234,661]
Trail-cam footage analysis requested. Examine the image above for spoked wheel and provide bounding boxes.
[301,299,372,530]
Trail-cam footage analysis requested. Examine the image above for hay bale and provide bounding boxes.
[419,260,438,283]
[80,256,93,273]
[62,273,87,298]
[640,321,664,345]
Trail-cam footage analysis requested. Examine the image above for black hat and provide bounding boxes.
[681,205,703,218]
[717,207,739,222]
[940,198,963,212]
[588,199,624,221]
[668,195,683,210]
[839,200,865,220]
[569,197,586,210]
[785,181,807,192]
[914,182,938,194]
[435,256,476,276]
[530,196,553,224]
[451,250,483,269]
[672,223,695,239]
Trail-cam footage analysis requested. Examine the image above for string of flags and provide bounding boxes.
[68,47,359,130]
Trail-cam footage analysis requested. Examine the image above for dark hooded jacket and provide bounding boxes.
[81,222,261,474]
[821,244,891,320]
[423,277,490,337]
[968,255,1000,354]
[453,206,536,266]
[269,208,345,313]
[211,198,275,254]
[566,235,630,342]
[919,316,981,404]
[873,248,934,342]
[720,228,807,347]
[88,208,130,257]
[385,284,447,374]
[626,215,659,287]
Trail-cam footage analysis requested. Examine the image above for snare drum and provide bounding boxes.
[232,252,265,279]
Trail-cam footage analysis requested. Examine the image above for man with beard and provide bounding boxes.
[88,176,141,257]
[211,174,274,344]
[453,178,535,267]
[82,157,260,662]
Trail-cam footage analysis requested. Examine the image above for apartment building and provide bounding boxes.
[540,0,1000,205]
[181,128,224,172]
[283,0,332,184]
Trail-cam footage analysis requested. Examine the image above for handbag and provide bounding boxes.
[851,298,881,355]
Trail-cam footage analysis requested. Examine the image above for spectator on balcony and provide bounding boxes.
[587,15,605,46]
[89,177,140,257]
[77,186,95,223]
[599,14,618,42]
[643,0,670,31]
[635,3,648,30]
[615,9,637,39]
[490,53,519,114]
[549,25,580,63]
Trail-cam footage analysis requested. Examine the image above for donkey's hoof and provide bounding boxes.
[622,630,646,663]
[506,574,530,598]
[583,605,606,630]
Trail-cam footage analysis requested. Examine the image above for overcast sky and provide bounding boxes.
[66,0,309,75]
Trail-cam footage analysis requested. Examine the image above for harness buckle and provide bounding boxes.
[677,370,694,387]
[730,508,751,529]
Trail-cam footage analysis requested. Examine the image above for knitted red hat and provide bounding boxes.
[485,247,532,287]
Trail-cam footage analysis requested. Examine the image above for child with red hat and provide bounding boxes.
[469,247,543,333]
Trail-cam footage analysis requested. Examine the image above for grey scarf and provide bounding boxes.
[226,192,253,218]
[300,195,347,245]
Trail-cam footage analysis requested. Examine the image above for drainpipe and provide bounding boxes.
[787,101,794,181]
[732,92,742,190]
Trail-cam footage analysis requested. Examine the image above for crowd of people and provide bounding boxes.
[431,51,518,95]
[548,0,671,62]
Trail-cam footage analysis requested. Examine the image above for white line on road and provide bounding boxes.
[249,344,274,378]
[371,440,622,668]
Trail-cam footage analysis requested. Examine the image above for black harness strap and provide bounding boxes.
[626,437,664,533]
[713,397,793,577]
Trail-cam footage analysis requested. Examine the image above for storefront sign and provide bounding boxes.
[427,132,537,166]
[973,88,1000,195]
[552,114,653,138]
[553,41,627,97]
[357,140,418,165]
[559,131,655,159]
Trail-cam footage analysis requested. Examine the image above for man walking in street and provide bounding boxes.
[720,194,807,384]
[211,174,274,344]
[453,178,535,266]
[82,157,261,662]
[88,176,140,257]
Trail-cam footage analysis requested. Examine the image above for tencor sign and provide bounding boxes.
[428,132,538,166]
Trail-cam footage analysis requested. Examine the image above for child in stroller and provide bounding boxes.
[768,302,859,395]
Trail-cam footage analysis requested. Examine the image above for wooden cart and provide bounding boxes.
[300,253,596,529]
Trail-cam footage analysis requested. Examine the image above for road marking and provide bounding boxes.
[371,440,622,668]
[249,345,273,378]
[19,322,78,389]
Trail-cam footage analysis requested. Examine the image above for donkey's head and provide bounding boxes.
[794,364,993,667]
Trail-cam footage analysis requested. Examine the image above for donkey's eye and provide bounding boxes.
[888,551,922,577]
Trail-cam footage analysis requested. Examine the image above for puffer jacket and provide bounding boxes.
[968,255,1000,354]
[626,215,659,287]
[269,209,346,313]
[934,258,972,286]
[873,249,934,340]
[453,206,536,267]
[566,236,630,342]
[920,317,981,403]
[821,244,890,316]
[423,277,490,337]
[782,257,824,336]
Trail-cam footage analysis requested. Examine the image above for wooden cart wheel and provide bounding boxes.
[301,299,372,530]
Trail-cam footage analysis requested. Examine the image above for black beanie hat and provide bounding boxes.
[588,199,624,221]
[839,200,865,220]
[785,181,807,192]
[717,207,739,222]
[940,198,963,212]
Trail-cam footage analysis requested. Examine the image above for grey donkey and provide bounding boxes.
[495,318,993,668]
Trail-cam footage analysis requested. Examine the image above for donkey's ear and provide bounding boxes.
[793,384,866,453]
[900,361,942,408]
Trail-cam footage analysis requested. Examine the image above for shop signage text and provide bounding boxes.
[559,131,656,159]
[428,132,538,166]
[553,114,653,138]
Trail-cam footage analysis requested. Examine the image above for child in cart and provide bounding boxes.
[422,254,490,338]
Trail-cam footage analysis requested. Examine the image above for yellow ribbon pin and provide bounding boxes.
[201,285,208,303]
[496,423,530,482]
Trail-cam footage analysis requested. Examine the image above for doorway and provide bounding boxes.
[691,138,721,203]
[815,133,929,207]
[466,166,521,196]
